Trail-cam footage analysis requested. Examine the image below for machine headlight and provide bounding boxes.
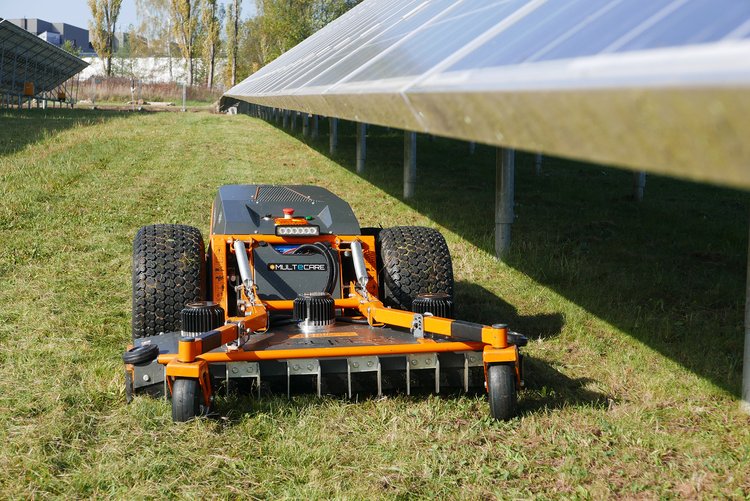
[276,225,320,236]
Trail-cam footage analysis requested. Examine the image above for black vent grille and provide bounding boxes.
[412,293,453,319]
[254,186,320,204]
[181,301,225,335]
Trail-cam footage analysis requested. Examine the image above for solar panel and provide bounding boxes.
[0,18,88,96]
[224,0,750,189]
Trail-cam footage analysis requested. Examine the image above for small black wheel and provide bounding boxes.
[122,343,160,366]
[487,364,517,421]
[172,377,204,422]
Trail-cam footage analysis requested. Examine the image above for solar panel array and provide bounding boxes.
[0,18,88,96]
[225,0,750,189]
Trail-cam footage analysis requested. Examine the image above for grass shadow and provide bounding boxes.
[0,108,134,157]
[267,117,747,398]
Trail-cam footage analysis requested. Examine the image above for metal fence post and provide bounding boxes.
[356,122,366,173]
[495,147,515,259]
[404,131,417,199]
[330,118,338,154]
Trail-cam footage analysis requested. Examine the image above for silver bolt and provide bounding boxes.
[367,360,374,367]
[411,359,417,366]
[232,367,239,374]
[426,358,432,364]
[352,362,359,368]
[293,364,300,371]
[307,364,313,371]
[142,374,151,382]
[246,366,252,373]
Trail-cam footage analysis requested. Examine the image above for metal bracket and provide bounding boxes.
[406,353,439,395]
[411,313,424,339]
[226,361,261,398]
[346,356,381,398]
[463,352,483,392]
[133,360,165,389]
[287,359,321,398]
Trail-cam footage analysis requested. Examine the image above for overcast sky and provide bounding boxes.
[2,0,255,31]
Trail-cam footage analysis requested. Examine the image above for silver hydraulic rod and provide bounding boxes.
[350,240,369,291]
[233,240,254,291]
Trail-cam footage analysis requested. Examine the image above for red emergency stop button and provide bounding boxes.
[283,208,294,219]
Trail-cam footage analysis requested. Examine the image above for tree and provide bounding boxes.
[169,0,201,86]
[201,0,223,89]
[135,0,176,79]
[88,0,123,76]
[61,40,82,57]
[226,0,241,87]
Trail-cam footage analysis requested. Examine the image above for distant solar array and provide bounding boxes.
[0,18,88,98]
[225,0,750,189]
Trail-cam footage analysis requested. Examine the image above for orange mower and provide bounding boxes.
[122,185,526,421]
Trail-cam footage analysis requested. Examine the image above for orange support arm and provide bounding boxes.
[357,298,508,348]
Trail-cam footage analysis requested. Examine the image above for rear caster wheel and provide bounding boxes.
[172,378,205,422]
[487,364,517,421]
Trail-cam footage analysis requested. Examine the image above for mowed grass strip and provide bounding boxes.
[0,109,748,498]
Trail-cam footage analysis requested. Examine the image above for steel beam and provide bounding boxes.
[495,148,515,259]
[302,113,310,137]
[404,131,417,199]
[356,122,366,174]
[633,171,646,202]
[743,216,750,414]
[329,118,338,154]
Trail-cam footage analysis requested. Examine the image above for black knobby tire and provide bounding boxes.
[378,226,453,310]
[172,377,203,422]
[487,364,517,421]
[132,224,205,340]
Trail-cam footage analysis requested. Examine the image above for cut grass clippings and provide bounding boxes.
[0,109,748,498]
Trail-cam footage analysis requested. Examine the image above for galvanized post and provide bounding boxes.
[535,153,543,175]
[302,113,310,137]
[356,122,366,174]
[633,171,646,201]
[282,109,289,128]
[404,131,417,199]
[329,118,338,154]
[312,115,319,139]
[468,141,476,155]
[181,83,186,112]
[495,148,515,259]
[291,111,297,132]
[743,216,750,414]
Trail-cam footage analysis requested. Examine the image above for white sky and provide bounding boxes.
[1,0,255,31]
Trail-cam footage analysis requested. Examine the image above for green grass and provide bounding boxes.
[0,109,749,498]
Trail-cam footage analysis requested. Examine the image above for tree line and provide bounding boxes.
[88,0,361,89]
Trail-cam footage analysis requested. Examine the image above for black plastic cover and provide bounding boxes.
[211,185,361,235]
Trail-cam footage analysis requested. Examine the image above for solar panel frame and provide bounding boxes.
[0,18,88,96]
[224,0,750,189]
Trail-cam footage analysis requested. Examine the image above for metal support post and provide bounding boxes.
[283,109,289,128]
[356,122,366,174]
[404,131,417,199]
[181,83,186,112]
[468,141,476,155]
[302,113,310,137]
[495,148,515,259]
[312,115,319,139]
[743,216,750,414]
[291,111,297,132]
[633,171,646,202]
[535,153,543,176]
[329,118,338,154]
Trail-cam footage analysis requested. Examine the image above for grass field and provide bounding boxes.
[0,109,749,498]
